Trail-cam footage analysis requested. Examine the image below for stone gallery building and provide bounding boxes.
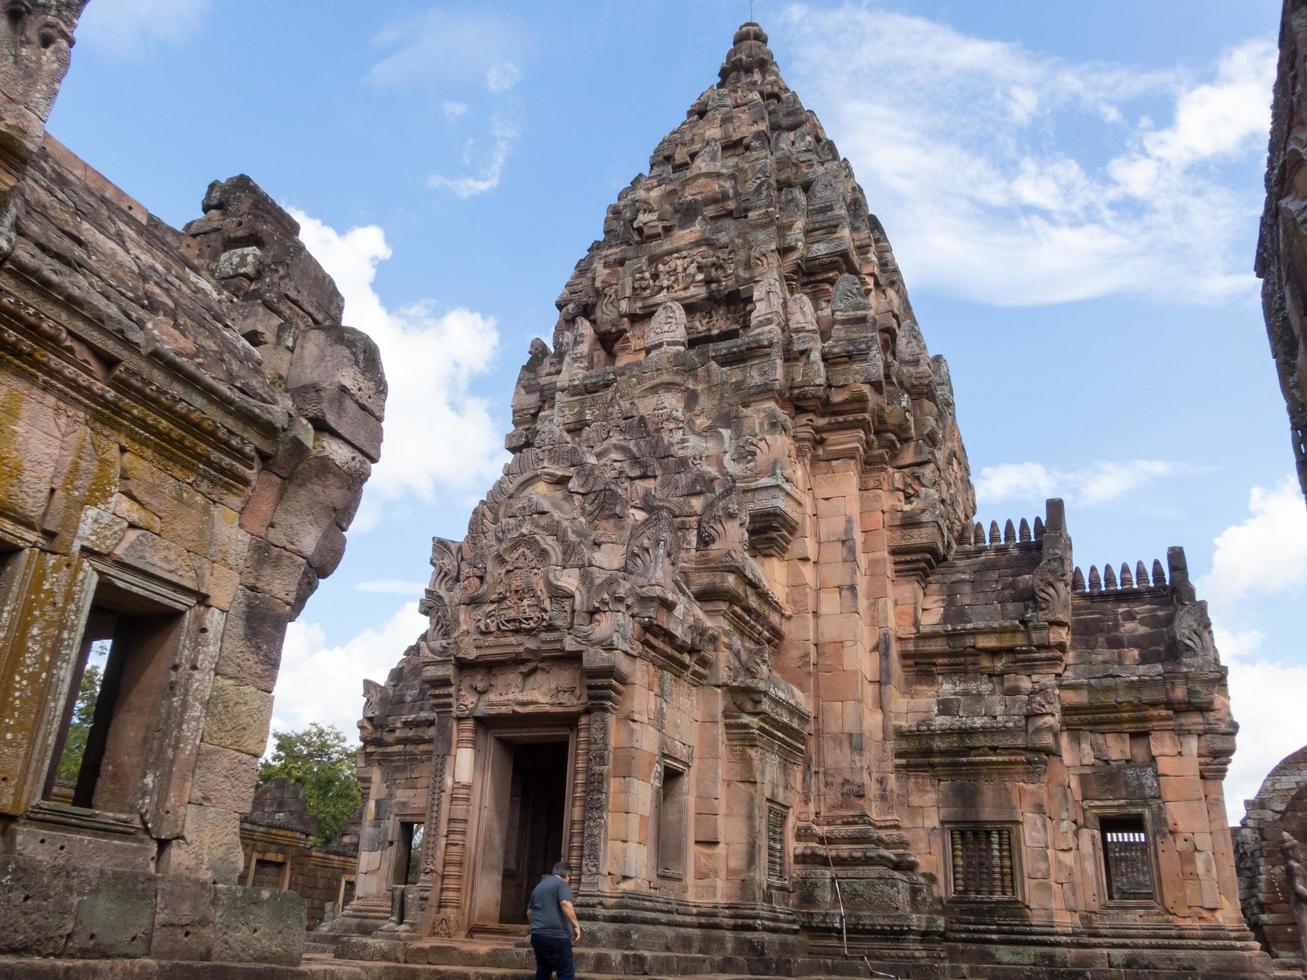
[0,0,385,971]
[334,22,1279,979]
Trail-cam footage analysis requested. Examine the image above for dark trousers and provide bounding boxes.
[531,932,575,980]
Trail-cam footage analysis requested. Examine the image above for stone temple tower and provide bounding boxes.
[338,22,1274,977]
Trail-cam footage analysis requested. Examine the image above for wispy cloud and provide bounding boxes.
[291,209,506,529]
[354,579,427,596]
[974,459,1205,509]
[76,0,209,58]
[1196,477,1307,820]
[368,9,527,198]
[782,7,1274,306]
[428,116,520,198]
[367,10,528,93]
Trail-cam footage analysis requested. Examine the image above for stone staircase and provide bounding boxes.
[300,934,1289,980]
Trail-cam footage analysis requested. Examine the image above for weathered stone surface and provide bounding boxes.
[188,743,260,811]
[1258,0,1307,503]
[0,856,77,955]
[150,875,215,961]
[211,884,306,966]
[202,676,274,756]
[214,586,291,692]
[160,805,245,886]
[65,867,155,958]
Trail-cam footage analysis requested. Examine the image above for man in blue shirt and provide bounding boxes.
[526,861,581,980]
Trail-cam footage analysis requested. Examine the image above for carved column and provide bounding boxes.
[436,715,476,927]
[568,712,590,879]
[580,709,613,885]
[417,713,453,936]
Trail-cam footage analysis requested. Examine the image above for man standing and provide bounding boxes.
[526,861,581,980]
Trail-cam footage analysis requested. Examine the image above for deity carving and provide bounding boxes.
[787,292,819,334]
[750,271,786,329]
[832,273,870,312]
[647,300,688,350]
[478,539,551,634]
[697,483,748,552]
[626,508,679,591]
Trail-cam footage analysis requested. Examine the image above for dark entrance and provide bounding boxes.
[498,741,569,924]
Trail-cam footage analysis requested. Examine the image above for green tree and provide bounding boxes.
[258,723,362,846]
[56,663,103,785]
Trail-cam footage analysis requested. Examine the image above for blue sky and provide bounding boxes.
[51,1,1305,820]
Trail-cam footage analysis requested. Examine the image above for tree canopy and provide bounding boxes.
[258,723,361,846]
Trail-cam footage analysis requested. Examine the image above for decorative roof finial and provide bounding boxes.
[719,20,774,84]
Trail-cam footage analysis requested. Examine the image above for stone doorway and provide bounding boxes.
[470,730,573,929]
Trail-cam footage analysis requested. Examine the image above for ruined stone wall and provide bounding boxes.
[0,2,385,965]
[1259,0,1307,503]
[240,779,358,930]
[1237,746,1307,968]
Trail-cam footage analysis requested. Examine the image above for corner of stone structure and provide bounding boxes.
[0,0,87,261]
[0,5,387,966]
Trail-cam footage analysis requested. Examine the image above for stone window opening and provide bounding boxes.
[394,820,425,887]
[656,761,688,880]
[248,852,290,890]
[1100,814,1156,902]
[41,581,186,813]
[946,825,1019,900]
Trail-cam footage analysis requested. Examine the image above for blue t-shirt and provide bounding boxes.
[528,875,573,939]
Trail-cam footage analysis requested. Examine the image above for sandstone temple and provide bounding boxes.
[327,20,1280,980]
[0,3,1299,979]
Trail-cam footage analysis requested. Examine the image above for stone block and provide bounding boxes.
[188,742,260,811]
[214,586,291,692]
[211,883,306,966]
[268,433,371,559]
[0,855,76,955]
[111,527,199,591]
[242,538,310,607]
[65,866,155,958]
[203,675,274,755]
[160,805,245,885]
[238,469,283,537]
[151,874,215,961]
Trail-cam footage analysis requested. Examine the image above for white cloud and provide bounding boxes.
[427,117,519,198]
[1194,477,1307,822]
[1199,476,1307,608]
[974,459,1202,509]
[442,100,469,121]
[273,603,426,739]
[782,7,1275,306]
[355,579,427,596]
[76,0,209,57]
[291,209,506,526]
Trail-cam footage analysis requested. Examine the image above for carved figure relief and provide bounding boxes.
[647,300,688,350]
[698,483,747,552]
[478,538,550,633]
[831,273,870,312]
[626,508,679,591]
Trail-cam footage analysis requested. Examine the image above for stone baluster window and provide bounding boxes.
[948,826,1017,899]
[767,804,788,883]
[1101,815,1155,901]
